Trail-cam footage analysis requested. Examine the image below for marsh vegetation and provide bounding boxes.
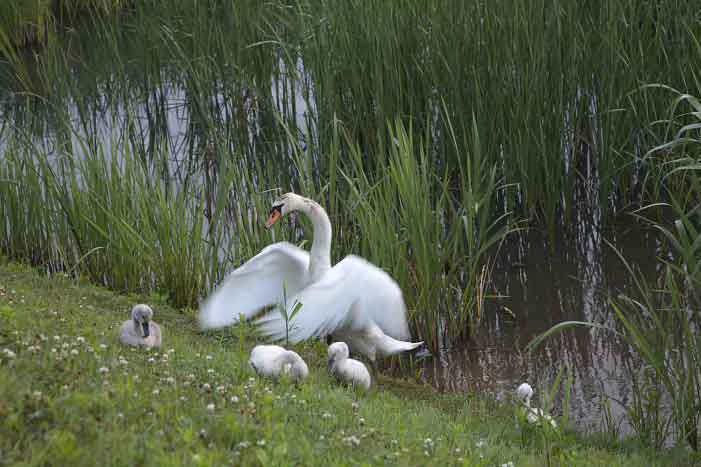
[0,0,699,451]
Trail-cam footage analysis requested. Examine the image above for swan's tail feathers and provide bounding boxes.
[377,334,424,357]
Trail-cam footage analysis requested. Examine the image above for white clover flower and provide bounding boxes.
[475,440,486,448]
[168,348,175,354]
[61,343,70,349]
[147,357,155,363]
[454,448,461,454]
[390,439,398,445]
[187,373,196,380]
[165,377,175,384]
[236,441,250,449]
[257,440,266,447]
[500,463,514,467]
[117,413,124,419]
[319,435,325,441]
[99,367,110,374]
[343,436,360,447]
[359,417,365,425]
[76,336,86,344]
[351,402,359,410]
[207,368,214,374]
[51,348,57,353]
[180,396,187,402]
[70,349,79,356]
[32,391,43,398]
[39,334,47,341]
[99,344,108,350]
[192,454,201,463]
[53,335,61,341]
[86,346,94,353]
[230,396,239,404]
[152,389,160,396]
[216,385,226,394]
[206,403,215,412]
[322,412,332,419]
[202,383,212,392]
[206,355,213,360]
[27,345,40,353]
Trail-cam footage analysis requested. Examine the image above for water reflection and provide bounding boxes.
[421,225,658,436]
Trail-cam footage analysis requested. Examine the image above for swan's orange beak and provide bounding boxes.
[265,210,282,230]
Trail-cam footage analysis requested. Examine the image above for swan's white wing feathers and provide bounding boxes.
[198,243,310,329]
[256,255,411,342]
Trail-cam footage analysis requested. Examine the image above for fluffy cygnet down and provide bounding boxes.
[515,382,557,428]
[249,345,309,383]
[119,304,162,348]
[327,342,371,390]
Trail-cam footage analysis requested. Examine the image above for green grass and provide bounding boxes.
[0,260,696,466]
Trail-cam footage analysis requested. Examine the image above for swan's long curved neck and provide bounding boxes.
[300,199,332,282]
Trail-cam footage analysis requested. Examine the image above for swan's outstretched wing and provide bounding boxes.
[198,242,310,330]
[256,255,412,342]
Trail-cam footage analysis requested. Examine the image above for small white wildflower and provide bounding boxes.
[76,336,86,344]
[351,402,359,410]
[248,377,255,383]
[117,413,124,419]
[147,357,155,363]
[61,343,69,349]
[51,348,57,353]
[322,412,332,419]
[501,463,515,467]
[152,389,160,396]
[236,441,250,449]
[230,396,239,403]
[187,373,196,380]
[32,391,43,398]
[53,335,61,341]
[207,368,214,374]
[202,383,212,392]
[99,367,110,374]
[192,454,201,463]
[343,435,360,447]
[206,403,215,412]
[475,440,486,448]
[458,458,464,463]
[359,417,365,425]
[62,385,68,390]
[86,346,94,353]
[454,448,461,454]
[319,435,325,441]
[99,344,108,350]
[216,385,226,394]
[206,355,213,360]
[39,334,47,341]
[257,439,266,447]
[390,439,398,445]
[27,345,40,353]
[165,377,175,384]
[70,349,79,356]
[180,396,187,402]
[168,348,175,354]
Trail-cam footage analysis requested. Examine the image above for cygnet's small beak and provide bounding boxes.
[142,322,150,338]
[264,210,282,230]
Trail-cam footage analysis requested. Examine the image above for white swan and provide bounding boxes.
[515,383,557,428]
[249,345,309,382]
[198,192,423,361]
[328,342,371,390]
[119,304,162,348]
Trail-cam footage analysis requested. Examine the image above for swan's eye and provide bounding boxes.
[269,205,283,215]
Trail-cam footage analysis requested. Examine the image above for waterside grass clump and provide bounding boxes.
[0,260,697,466]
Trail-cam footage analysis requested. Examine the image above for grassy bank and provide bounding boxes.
[0,260,696,466]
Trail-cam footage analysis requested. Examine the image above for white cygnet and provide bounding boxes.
[327,342,371,390]
[119,304,162,348]
[515,382,557,428]
[249,345,309,382]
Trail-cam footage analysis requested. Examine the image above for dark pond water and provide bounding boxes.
[417,219,660,436]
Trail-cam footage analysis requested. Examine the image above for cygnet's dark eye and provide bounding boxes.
[269,205,283,215]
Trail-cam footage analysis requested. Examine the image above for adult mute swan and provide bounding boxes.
[198,192,423,361]
[328,342,371,390]
[119,304,162,348]
[515,382,557,428]
[249,345,309,382]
